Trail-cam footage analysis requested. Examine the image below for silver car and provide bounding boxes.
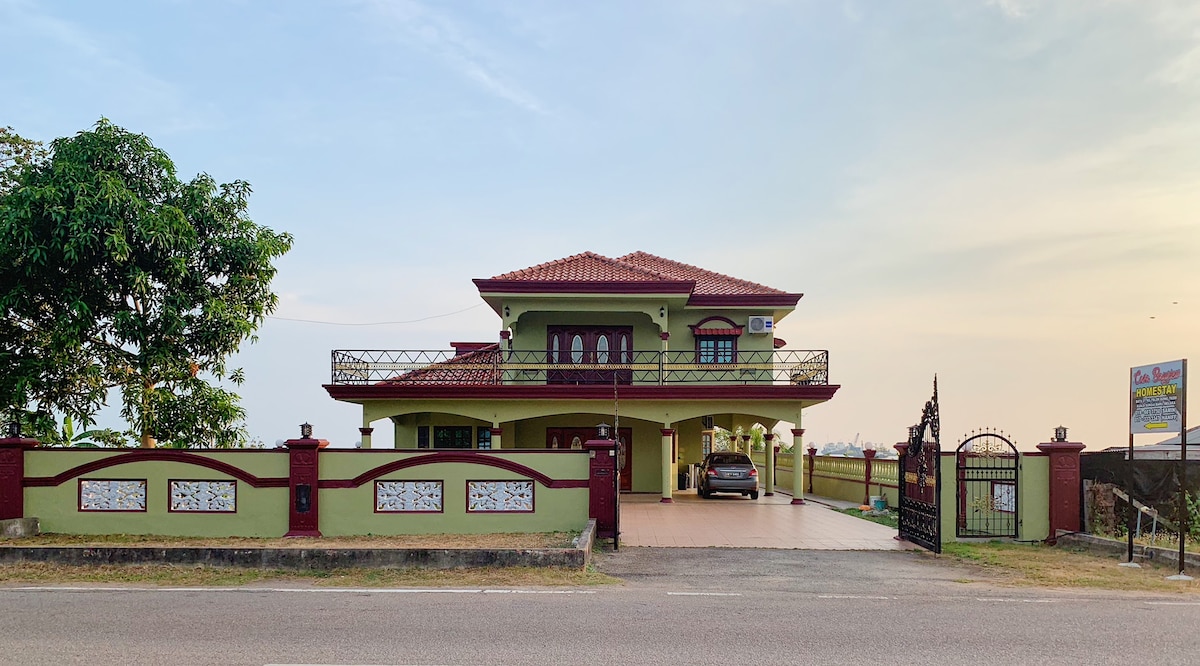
[697,452,759,499]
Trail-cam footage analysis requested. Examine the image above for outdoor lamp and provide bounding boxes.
[660,306,666,318]
[6,421,18,439]
[908,425,920,443]
[596,422,611,440]
[503,305,510,318]
[1054,425,1068,442]
[300,422,313,439]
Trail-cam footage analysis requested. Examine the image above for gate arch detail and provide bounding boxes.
[955,430,1019,538]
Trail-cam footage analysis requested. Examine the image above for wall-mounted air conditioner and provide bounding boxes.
[747,315,773,334]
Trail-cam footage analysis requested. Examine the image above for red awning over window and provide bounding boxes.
[692,327,743,336]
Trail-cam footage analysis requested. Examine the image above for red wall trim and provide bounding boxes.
[326,384,840,402]
[24,450,289,489]
[317,451,590,489]
[686,294,802,307]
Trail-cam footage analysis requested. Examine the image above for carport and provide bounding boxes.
[618,491,919,549]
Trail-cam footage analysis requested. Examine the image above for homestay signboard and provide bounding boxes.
[1130,359,1186,435]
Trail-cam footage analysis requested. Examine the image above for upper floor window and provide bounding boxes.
[697,336,737,364]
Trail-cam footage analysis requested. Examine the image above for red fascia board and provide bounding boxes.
[473,279,696,295]
[686,293,803,307]
[325,383,840,402]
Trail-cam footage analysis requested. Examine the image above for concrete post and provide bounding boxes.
[791,428,806,504]
[490,427,503,450]
[807,446,817,494]
[585,439,618,539]
[661,428,675,503]
[764,433,776,496]
[1036,440,1086,543]
[358,427,373,450]
[284,436,326,537]
[863,448,877,505]
[0,436,38,520]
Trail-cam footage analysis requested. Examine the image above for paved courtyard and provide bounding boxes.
[618,490,921,550]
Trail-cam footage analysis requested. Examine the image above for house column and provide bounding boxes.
[490,427,504,450]
[764,433,776,496]
[741,434,751,457]
[791,428,806,504]
[1036,439,1086,543]
[661,428,675,503]
[358,427,373,449]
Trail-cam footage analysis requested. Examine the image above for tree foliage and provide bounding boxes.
[0,119,293,447]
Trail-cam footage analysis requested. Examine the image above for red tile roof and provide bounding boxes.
[490,251,669,283]
[378,344,502,385]
[485,251,791,297]
[617,251,788,296]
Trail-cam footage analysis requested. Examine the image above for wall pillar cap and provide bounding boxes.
[1035,441,1086,453]
[285,439,328,450]
[0,438,40,449]
[583,439,616,451]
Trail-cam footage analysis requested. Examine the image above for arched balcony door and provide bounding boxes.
[547,326,633,384]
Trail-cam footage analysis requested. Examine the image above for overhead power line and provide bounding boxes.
[266,303,487,326]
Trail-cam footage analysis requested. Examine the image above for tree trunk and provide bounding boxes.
[140,432,157,448]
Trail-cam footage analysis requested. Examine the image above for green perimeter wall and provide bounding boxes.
[24,449,289,537]
[317,450,589,536]
[20,448,590,538]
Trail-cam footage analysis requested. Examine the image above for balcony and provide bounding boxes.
[330,349,829,386]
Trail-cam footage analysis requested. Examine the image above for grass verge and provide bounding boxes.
[941,541,1200,594]
[0,562,619,588]
[839,507,899,529]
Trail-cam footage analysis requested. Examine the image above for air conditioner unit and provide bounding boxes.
[747,315,773,334]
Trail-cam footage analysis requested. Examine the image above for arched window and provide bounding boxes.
[571,335,584,363]
[596,335,610,363]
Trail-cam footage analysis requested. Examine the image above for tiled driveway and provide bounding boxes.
[618,491,921,550]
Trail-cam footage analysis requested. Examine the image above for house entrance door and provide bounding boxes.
[547,427,632,492]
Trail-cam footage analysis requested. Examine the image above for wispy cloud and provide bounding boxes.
[356,0,546,114]
[985,0,1040,19]
[0,0,216,136]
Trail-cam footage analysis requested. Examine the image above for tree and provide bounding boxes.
[0,126,47,195]
[0,119,293,447]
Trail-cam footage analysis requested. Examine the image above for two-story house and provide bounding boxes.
[324,251,838,502]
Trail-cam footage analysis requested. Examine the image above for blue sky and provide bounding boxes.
[3,0,1198,449]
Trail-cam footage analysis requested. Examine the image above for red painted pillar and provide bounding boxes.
[0,437,39,520]
[1036,440,1086,544]
[863,448,877,505]
[585,439,618,539]
[806,445,817,496]
[285,436,326,537]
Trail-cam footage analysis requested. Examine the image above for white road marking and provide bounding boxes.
[975,598,1057,603]
[5,586,595,595]
[667,592,743,596]
[1145,601,1200,606]
[817,594,892,600]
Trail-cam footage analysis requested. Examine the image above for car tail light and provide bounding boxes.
[707,468,718,476]
[749,468,758,476]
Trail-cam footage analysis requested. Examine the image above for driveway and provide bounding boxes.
[617,490,919,550]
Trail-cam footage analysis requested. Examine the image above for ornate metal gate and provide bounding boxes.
[956,430,1019,538]
[898,378,942,553]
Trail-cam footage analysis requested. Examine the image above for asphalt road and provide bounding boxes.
[2,549,1198,665]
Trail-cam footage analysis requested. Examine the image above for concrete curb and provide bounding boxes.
[0,518,39,538]
[1056,531,1200,570]
[0,520,598,571]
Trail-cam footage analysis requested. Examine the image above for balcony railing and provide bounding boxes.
[330,349,830,386]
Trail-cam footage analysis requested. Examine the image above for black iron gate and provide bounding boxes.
[956,431,1019,538]
[899,378,942,553]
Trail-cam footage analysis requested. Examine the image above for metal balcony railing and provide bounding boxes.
[330,349,829,386]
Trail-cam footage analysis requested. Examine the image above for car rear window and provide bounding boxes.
[709,454,751,465]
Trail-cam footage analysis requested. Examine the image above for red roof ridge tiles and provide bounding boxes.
[490,251,672,283]
[617,251,787,296]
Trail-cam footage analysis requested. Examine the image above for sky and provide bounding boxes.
[2,0,1198,451]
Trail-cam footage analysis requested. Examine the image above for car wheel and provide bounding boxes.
[750,490,759,500]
